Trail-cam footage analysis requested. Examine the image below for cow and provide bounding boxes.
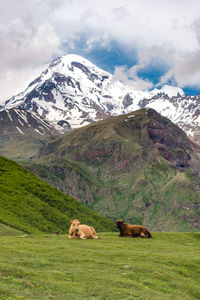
[115,219,152,238]
[69,219,99,239]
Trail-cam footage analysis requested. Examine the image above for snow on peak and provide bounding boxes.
[152,85,184,97]
[48,54,110,78]
[61,54,100,68]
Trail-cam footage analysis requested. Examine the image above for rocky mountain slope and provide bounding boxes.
[139,93,200,143]
[26,108,200,231]
[0,108,65,160]
[0,107,65,136]
[1,54,199,143]
[0,155,113,233]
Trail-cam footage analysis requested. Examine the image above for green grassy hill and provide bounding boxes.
[27,109,200,231]
[0,232,200,299]
[0,156,114,234]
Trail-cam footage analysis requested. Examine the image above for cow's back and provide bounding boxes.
[79,224,94,238]
[129,225,152,238]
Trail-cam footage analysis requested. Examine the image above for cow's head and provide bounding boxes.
[71,219,80,233]
[115,219,124,228]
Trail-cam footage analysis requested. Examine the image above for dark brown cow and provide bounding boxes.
[115,219,152,238]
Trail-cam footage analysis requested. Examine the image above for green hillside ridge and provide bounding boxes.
[0,156,114,234]
[26,109,200,231]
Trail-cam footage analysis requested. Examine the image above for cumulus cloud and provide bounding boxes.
[157,49,200,88]
[113,65,153,91]
[0,0,61,102]
[1,0,200,102]
[112,51,154,91]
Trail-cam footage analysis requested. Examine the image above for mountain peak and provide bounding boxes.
[48,54,109,77]
[60,54,100,67]
[1,54,200,143]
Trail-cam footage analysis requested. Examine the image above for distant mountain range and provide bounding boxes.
[1,54,199,143]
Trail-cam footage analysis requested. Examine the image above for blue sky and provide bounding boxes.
[1,0,200,102]
[68,39,196,95]
[72,40,137,73]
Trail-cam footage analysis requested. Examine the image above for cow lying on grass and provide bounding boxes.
[69,219,99,239]
[115,219,152,238]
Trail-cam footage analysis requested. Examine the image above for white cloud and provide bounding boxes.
[0,0,61,103]
[0,65,47,102]
[112,56,154,91]
[1,0,200,103]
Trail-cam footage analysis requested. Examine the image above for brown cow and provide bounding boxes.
[69,219,99,239]
[115,219,152,238]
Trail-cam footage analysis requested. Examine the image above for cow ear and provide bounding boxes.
[71,220,73,224]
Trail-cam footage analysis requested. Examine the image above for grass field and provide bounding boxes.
[0,232,200,299]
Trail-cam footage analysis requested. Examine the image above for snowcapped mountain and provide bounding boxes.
[1,54,200,142]
[2,54,152,128]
